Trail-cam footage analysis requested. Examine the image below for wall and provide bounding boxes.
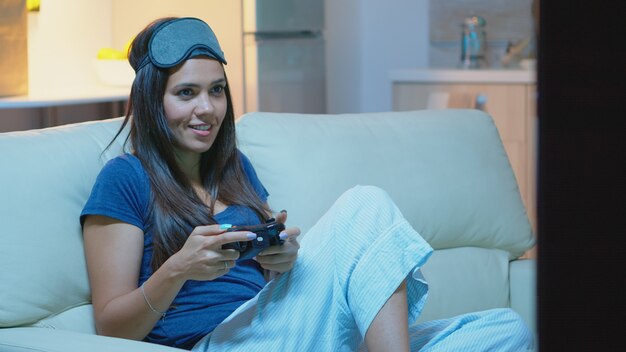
[324,0,362,114]
[325,0,430,114]
[27,0,112,92]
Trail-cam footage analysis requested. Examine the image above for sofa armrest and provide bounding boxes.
[0,327,184,352]
[510,259,536,333]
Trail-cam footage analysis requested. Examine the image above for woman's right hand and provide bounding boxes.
[165,225,256,281]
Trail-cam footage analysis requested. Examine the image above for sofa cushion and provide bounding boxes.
[235,110,534,258]
[30,304,96,334]
[415,247,511,323]
[0,327,184,351]
[510,259,536,332]
[0,118,126,328]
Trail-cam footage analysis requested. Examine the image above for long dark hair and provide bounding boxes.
[112,17,269,270]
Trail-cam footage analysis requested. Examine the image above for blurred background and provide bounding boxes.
[0,0,536,128]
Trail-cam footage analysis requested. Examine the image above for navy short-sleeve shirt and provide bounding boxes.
[81,151,269,349]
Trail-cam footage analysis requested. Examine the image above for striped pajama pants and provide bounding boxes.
[193,185,534,351]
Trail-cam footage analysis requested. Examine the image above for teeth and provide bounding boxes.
[190,125,211,131]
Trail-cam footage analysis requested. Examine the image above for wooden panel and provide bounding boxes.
[0,108,41,132]
[525,84,537,233]
[0,101,126,132]
[0,0,28,97]
[393,83,526,141]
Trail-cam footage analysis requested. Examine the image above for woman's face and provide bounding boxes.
[163,57,228,158]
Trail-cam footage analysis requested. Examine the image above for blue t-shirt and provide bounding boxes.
[81,151,269,349]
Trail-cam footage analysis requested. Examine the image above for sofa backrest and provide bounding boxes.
[236,110,534,258]
[0,118,127,329]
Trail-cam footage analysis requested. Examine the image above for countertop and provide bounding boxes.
[389,68,536,84]
[0,85,130,109]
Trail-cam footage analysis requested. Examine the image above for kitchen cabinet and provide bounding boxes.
[390,69,537,232]
[0,86,129,132]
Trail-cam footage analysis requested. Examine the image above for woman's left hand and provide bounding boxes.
[255,210,300,273]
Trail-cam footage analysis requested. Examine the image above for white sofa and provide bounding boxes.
[0,109,535,351]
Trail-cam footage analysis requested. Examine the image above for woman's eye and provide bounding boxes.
[177,88,194,97]
[210,85,225,96]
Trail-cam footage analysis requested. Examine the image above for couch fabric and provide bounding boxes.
[0,109,535,351]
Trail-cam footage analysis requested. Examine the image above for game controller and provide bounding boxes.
[222,218,286,260]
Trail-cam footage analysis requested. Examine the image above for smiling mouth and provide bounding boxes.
[189,124,211,131]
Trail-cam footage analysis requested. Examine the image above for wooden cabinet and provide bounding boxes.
[0,87,129,132]
[391,70,537,231]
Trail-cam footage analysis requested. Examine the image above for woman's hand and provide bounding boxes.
[165,224,256,281]
[255,210,301,273]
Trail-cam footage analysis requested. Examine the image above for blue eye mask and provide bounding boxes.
[135,17,227,72]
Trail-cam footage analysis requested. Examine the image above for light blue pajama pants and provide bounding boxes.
[193,186,534,351]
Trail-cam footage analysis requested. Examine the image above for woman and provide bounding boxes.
[81,17,533,351]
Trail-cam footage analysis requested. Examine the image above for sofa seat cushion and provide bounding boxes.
[415,247,511,324]
[236,110,535,258]
[29,304,96,334]
[0,327,184,352]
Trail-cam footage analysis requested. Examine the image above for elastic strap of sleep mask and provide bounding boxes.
[135,17,227,72]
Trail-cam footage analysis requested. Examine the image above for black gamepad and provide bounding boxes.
[222,218,286,260]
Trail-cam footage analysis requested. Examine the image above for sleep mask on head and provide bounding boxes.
[135,17,227,72]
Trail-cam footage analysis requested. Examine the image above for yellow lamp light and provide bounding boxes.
[27,0,40,12]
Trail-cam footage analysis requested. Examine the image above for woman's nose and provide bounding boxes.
[195,94,215,115]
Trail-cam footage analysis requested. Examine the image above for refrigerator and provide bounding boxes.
[242,0,326,114]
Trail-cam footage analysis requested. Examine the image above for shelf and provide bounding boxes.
[0,85,130,110]
[389,69,536,84]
